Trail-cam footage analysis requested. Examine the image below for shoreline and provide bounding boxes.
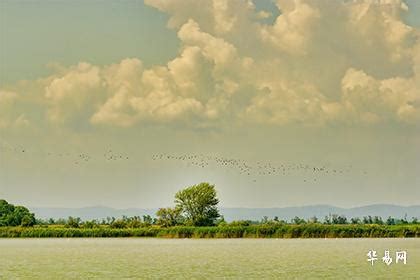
[1,224,419,238]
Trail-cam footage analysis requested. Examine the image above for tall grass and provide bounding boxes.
[0,224,418,238]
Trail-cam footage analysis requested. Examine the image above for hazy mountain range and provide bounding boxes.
[30,204,420,222]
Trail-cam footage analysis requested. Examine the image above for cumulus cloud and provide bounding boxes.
[339,67,420,124]
[45,62,103,124]
[260,0,321,55]
[1,0,419,129]
[91,55,206,126]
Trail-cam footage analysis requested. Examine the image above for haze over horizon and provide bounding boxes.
[1,0,419,209]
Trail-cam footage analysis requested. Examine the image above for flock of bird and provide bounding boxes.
[1,138,365,183]
[151,153,364,183]
[0,139,129,165]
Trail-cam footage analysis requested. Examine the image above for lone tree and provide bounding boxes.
[174,182,220,226]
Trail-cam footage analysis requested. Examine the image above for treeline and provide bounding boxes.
[1,182,419,239]
[270,213,418,226]
[32,213,419,229]
[37,215,156,229]
[0,224,418,238]
[0,199,36,227]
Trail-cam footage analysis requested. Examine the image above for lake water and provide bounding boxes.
[0,238,419,279]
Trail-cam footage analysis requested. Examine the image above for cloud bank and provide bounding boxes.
[1,0,419,129]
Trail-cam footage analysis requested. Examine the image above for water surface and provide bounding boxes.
[0,238,418,279]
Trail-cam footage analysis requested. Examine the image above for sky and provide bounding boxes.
[0,0,419,209]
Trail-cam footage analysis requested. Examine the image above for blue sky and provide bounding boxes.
[0,0,177,83]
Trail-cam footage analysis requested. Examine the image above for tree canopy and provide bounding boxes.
[156,207,183,227]
[0,199,36,227]
[174,182,220,226]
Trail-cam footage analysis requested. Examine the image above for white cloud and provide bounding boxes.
[340,67,420,124]
[260,0,321,55]
[1,0,419,129]
[45,62,103,123]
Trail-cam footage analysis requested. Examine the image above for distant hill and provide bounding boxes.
[30,204,420,222]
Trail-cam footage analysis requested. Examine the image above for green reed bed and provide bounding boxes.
[0,224,419,238]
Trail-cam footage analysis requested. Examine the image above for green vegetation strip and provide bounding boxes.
[1,224,419,238]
